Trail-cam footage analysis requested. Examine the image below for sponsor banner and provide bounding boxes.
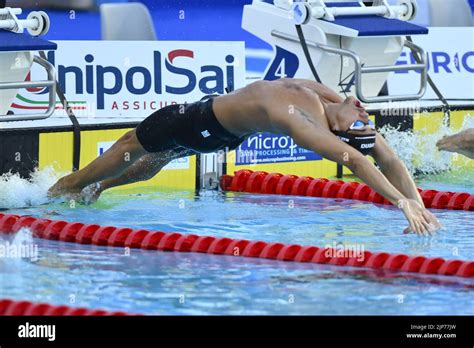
[14,41,246,119]
[97,141,190,170]
[97,141,115,157]
[388,27,474,100]
[163,157,190,170]
[235,132,322,165]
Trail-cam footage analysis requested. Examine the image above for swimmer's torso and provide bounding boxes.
[213,79,330,138]
[135,79,348,156]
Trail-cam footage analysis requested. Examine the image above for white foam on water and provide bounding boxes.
[10,227,34,244]
[0,166,62,209]
[379,113,474,175]
[10,227,37,262]
[0,227,38,270]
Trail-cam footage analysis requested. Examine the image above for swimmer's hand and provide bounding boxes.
[436,129,474,159]
[398,199,441,236]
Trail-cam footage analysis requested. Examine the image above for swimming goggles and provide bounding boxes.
[348,119,375,131]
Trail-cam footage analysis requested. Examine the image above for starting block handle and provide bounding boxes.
[0,8,22,15]
[271,30,428,103]
[355,40,428,103]
[0,18,38,30]
[312,4,407,20]
[291,0,417,24]
[0,7,50,36]
[0,55,57,122]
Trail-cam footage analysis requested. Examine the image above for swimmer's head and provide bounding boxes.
[326,97,376,155]
[333,121,376,155]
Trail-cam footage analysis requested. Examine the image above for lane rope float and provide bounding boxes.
[220,170,474,211]
[0,298,137,316]
[0,213,472,278]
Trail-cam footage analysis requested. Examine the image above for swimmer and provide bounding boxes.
[437,128,474,159]
[49,78,441,235]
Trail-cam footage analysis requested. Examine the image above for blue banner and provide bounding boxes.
[235,133,322,165]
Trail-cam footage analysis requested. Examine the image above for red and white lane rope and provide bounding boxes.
[0,213,472,278]
[220,170,474,211]
[0,299,136,316]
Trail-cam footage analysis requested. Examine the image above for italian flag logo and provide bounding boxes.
[12,73,88,112]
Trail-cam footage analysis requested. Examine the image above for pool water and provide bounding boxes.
[1,175,473,315]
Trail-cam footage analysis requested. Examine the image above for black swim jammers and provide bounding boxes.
[136,96,246,154]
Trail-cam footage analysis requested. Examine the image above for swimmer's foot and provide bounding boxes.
[47,175,84,199]
[80,182,103,205]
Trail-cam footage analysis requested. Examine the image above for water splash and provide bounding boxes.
[0,227,38,268]
[379,113,473,176]
[0,166,62,209]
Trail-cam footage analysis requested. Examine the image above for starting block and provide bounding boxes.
[242,0,430,103]
[0,7,57,122]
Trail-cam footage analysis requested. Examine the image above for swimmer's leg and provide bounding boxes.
[84,149,183,203]
[48,129,148,197]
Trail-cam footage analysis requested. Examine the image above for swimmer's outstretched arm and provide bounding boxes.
[277,111,440,235]
[436,128,474,159]
[371,133,425,207]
